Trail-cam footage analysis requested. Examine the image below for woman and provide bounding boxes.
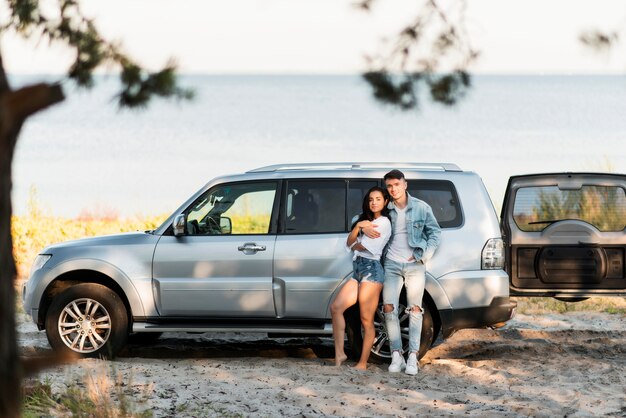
[331,186,392,370]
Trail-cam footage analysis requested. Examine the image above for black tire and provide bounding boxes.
[45,283,128,358]
[346,293,436,362]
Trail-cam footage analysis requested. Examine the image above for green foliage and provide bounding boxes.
[6,0,39,32]
[428,71,471,105]
[606,306,626,315]
[360,0,477,110]
[362,70,471,109]
[21,381,57,418]
[362,72,418,110]
[118,63,195,108]
[5,0,193,108]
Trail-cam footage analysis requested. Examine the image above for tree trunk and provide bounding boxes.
[0,101,23,418]
[0,55,65,417]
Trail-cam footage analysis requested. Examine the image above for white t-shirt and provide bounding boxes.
[386,206,416,263]
[351,216,391,261]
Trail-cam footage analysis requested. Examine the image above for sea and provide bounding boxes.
[10,74,626,218]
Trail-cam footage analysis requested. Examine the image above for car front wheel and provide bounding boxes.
[45,283,128,358]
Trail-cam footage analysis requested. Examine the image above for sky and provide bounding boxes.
[5,0,626,218]
[1,0,626,75]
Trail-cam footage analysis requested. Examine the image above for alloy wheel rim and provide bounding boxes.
[370,303,410,358]
[58,298,111,353]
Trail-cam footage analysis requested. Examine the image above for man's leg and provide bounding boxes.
[382,259,405,372]
[404,262,426,375]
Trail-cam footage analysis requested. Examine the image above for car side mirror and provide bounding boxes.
[173,214,186,237]
[220,217,232,234]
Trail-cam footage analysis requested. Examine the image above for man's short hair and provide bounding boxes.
[384,169,406,181]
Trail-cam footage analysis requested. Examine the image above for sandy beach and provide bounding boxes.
[17,310,626,417]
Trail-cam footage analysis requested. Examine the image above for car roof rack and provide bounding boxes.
[248,162,462,173]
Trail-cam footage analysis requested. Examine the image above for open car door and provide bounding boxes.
[501,173,626,299]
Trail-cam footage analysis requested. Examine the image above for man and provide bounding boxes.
[362,169,441,375]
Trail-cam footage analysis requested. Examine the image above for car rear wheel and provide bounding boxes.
[347,295,435,362]
[45,283,128,358]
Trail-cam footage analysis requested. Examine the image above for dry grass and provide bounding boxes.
[21,361,242,418]
[12,191,168,282]
[514,296,626,315]
[22,362,152,418]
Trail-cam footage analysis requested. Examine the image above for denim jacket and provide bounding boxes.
[386,192,441,263]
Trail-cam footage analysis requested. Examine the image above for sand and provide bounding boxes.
[17,311,626,417]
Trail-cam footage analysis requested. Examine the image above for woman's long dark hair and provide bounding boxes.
[352,186,391,228]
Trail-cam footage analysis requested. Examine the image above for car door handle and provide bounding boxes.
[238,243,266,252]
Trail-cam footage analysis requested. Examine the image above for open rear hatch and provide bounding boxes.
[501,173,626,297]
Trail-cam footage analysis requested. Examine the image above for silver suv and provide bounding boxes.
[23,164,625,359]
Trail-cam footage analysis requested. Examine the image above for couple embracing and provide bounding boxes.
[331,169,442,375]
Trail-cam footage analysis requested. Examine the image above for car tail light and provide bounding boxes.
[482,238,504,269]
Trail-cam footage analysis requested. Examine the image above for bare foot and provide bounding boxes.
[335,353,348,366]
[353,363,367,371]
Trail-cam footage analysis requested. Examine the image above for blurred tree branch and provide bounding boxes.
[5,0,193,107]
[580,29,620,53]
[360,1,626,111]
[0,1,192,417]
[359,0,478,110]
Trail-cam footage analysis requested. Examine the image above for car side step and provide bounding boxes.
[132,322,333,335]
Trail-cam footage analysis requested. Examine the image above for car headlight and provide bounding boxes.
[31,254,52,273]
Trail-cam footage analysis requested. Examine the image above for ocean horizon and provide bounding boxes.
[11,74,626,218]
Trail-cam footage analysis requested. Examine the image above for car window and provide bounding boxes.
[186,182,277,235]
[408,180,463,228]
[285,180,346,233]
[347,180,379,228]
[513,185,626,232]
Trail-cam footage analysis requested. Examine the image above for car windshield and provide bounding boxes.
[513,185,626,232]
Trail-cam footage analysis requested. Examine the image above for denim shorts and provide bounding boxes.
[352,256,385,284]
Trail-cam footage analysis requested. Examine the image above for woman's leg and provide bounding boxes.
[330,279,359,366]
[354,281,383,370]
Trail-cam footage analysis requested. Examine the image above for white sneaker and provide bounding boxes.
[388,351,406,373]
[405,352,419,376]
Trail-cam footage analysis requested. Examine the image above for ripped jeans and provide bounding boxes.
[382,259,426,354]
